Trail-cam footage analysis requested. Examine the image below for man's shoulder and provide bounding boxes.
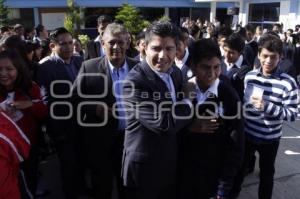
[39,55,55,65]
[82,56,105,69]
[126,57,140,68]
[219,79,240,101]
[279,72,298,89]
[127,62,144,77]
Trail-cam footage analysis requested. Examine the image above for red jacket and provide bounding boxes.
[0,112,30,199]
[0,82,48,145]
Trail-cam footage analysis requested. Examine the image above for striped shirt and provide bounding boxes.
[243,68,299,142]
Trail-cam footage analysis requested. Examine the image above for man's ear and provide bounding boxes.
[49,42,56,51]
[100,39,105,47]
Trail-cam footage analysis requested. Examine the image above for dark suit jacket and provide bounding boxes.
[36,55,83,139]
[179,80,244,198]
[221,58,252,101]
[121,61,193,190]
[71,56,139,135]
[244,40,258,66]
[84,40,103,60]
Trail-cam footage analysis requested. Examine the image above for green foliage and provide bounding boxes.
[159,15,171,23]
[115,4,150,34]
[0,0,9,26]
[64,0,84,37]
[78,34,90,47]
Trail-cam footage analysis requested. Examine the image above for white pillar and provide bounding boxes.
[279,0,290,31]
[238,0,244,26]
[210,1,216,22]
[33,7,40,26]
[164,7,169,18]
[80,7,85,29]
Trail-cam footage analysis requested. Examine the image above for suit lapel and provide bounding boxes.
[140,61,173,101]
[170,66,182,94]
[100,58,115,104]
[95,41,102,57]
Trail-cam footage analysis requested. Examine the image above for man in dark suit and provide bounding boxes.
[36,27,83,199]
[221,33,252,100]
[121,21,193,199]
[84,15,112,60]
[134,31,146,62]
[71,23,139,199]
[179,38,244,199]
[175,27,193,82]
[245,24,258,66]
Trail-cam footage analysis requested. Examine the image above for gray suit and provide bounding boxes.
[71,56,139,199]
[121,61,192,199]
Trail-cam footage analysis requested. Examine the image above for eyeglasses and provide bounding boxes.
[106,40,127,47]
[57,41,73,46]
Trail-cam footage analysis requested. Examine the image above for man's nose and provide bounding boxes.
[158,49,166,58]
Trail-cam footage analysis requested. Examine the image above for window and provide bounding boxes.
[249,3,280,23]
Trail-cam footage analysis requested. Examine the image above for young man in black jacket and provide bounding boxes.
[179,39,244,199]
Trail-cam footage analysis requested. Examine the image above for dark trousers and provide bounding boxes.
[55,136,85,199]
[230,139,280,199]
[84,131,126,199]
[113,132,127,199]
[125,183,176,199]
[20,146,39,198]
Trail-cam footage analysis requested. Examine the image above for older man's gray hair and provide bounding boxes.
[102,23,129,41]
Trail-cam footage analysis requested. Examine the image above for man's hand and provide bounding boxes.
[10,100,33,110]
[188,118,219,133]
[251,96,264,111]
[96,105,113,119]
[182,77,197,100]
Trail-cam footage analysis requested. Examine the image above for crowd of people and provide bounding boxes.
[0,14,299,199]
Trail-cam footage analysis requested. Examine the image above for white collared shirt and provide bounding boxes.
[196,78,220,105]
[147,60,176,102]
[175,48,189,69]
[225,55,243,72]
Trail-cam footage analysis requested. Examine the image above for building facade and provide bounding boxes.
[5,0,300,31]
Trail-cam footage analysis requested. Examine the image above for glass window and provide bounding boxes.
[249,3,280,23]
[8,8,34,29]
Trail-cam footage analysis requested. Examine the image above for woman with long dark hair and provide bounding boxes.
[0,50,48,197]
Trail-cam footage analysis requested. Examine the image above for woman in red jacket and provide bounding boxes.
[0,50,48,197]
[0,111,30,199]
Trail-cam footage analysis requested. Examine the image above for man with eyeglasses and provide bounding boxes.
[36,27,83,199]
[71,23,138,199]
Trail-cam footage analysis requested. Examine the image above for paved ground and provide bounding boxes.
[35,120,300,199]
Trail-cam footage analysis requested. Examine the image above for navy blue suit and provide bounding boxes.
[121,61,193,199]
[36,54,83,199]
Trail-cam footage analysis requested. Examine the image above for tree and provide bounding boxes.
[0,0,9,26]
[64,0,84,37]
[115,4,150,35]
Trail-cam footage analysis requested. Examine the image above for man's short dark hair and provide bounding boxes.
[258,33,283,55]
[145,21,179,46]
[136,31,145,45]
[97,15,112,24]
[49,27,70,42]
[224,33,245,53]
[35,24,44,37]
[245,24,255,34]
[178,27,189,42]
[188,24,200,37]
[190,39,221,65]
[218,27,233,40]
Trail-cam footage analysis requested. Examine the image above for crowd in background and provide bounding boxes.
[0,14,299,199]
